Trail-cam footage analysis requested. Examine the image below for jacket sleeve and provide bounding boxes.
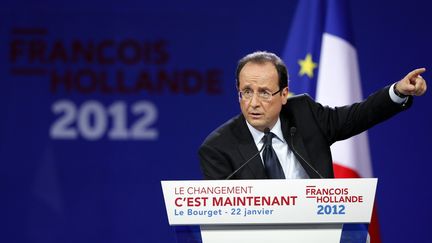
[306,85,412,144]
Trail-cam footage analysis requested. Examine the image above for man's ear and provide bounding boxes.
[282,87,289,104]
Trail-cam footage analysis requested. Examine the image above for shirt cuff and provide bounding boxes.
[389,83,408,104]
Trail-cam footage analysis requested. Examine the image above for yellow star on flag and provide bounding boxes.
[288,91,295,97]
[298,53,318,78]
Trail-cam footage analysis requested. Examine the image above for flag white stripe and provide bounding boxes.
[316,33,373,178]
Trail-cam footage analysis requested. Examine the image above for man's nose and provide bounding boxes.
[249,93,261,107]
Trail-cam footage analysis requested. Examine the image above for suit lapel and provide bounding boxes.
[234,115,267,179]
[281,115,319,178]
[238,143,267,179]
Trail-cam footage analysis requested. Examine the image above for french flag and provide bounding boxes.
[282,0,380,242]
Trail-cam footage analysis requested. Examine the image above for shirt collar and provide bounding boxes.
[245,118,285,145]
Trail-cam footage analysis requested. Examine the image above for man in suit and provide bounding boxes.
[199,51,427,180]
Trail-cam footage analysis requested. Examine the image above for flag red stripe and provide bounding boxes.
[333,163,381,243]
[369,202,382,243]
[333,163,361,178]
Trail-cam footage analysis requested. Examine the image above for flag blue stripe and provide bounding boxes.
[282,0,326,98]
[324,0,355,45]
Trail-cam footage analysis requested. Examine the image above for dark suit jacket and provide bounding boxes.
[199,86,412,179]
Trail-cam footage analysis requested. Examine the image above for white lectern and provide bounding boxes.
[161,179,376,243]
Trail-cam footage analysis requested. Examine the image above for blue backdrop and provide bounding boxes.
[2,0,431,242]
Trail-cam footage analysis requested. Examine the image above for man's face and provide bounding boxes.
[238,62,288,131]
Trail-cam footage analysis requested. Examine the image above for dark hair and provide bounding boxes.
[235,51,289,89]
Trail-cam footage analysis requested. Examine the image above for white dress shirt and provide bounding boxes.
[389,83,409,104]
[246,119,309,179]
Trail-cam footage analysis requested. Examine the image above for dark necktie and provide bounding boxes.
[262,132,285,179]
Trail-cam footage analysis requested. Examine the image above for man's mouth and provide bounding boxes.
[249,112,263,118]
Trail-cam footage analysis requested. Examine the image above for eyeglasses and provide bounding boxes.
[238,88,282,101]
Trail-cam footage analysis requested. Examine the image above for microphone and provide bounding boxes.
[289,127,324,179]
[225,128,270,180]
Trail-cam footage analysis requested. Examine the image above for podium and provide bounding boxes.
[161,179,377,243]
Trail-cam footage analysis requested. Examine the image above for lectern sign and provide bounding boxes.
[161,179,377,225]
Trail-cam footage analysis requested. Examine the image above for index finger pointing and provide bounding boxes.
[407,67,426,79]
